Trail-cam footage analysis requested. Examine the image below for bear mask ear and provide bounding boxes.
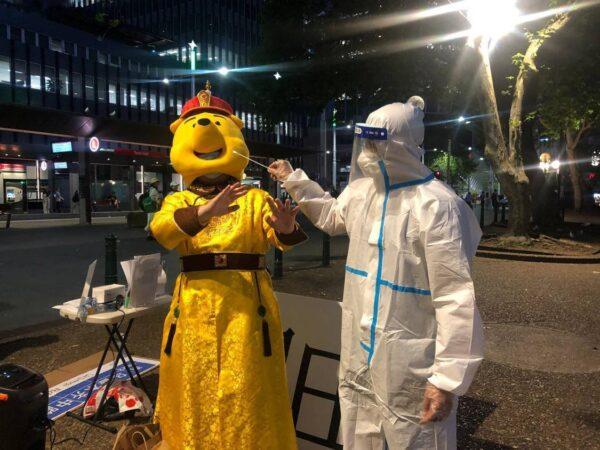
[170,118,183,134]
[230,114,244,130]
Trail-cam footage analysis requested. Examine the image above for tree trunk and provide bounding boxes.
[470,13,571,236]
[565,131,583,212]
[473,41,532,235]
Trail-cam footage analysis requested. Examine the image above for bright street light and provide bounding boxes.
[218,66,230,76]
[273,72,282,80]
[467,0,520,40]
[479,157,484,161]
[458,116,465,122]
[550,160,560,171]
[162,78,170,85]
[468,146,472,150]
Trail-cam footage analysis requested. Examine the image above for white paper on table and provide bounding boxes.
[156,268,167,296]
[130,253,162,307]
[120,260,134,297]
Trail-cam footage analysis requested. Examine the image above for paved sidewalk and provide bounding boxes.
[1,241,599,448]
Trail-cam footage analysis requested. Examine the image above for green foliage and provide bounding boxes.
[535,9,600,141]
[426,147,478,184]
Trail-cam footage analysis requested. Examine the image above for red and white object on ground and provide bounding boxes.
[83,381,152,419]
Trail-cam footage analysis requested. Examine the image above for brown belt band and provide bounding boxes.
[181,253,266,272]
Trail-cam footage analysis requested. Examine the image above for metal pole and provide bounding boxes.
[333,123,337,190]
[322,232,330,267]
[446,139,452,186]
[274,249,283,278]
[105,233,118,284]
[479,197,485,229]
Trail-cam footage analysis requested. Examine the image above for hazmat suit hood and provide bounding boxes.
[352,96,432,190]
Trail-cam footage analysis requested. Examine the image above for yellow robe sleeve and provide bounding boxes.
[261,192,308,252]
[150,192,203,250]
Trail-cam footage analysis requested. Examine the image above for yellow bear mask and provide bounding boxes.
[170,110,249,186]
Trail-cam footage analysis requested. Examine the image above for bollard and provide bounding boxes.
[5,213,10,230]
[105,233,118,284]
[273,249,283,279]
[479,202,485,229]
[501,204,506,223]
[322,231,330,267]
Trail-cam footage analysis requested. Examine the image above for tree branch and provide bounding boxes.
[509,13,571,164]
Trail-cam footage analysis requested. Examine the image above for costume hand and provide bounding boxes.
[420,383,453,424]
[268,160,294,182]
[197,182,248,224]
[266,198,300,234]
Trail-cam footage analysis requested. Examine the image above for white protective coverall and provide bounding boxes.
[282,98,484,449]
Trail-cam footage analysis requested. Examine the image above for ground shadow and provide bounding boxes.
[457,396,513,450]
[0,334,59,360]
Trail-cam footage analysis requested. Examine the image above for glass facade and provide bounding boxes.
[0,2,308,212]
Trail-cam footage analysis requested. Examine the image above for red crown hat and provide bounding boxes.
[170,81,238,133]
[180,81,233,119]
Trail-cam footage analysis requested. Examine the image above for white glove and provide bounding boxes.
[267,159,294,182]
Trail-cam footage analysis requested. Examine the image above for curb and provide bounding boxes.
[476,249,600,264]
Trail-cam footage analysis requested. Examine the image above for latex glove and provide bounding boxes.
[266,197,300,234]
[420,382,453,424]
[197,182,248,224]
[268,159,294,182]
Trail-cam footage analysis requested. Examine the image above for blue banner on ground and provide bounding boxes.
[47,356,159,420]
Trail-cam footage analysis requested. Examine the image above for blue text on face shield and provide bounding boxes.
[354,124,388,141]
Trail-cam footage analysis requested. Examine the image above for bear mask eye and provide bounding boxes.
[215,121,221,126]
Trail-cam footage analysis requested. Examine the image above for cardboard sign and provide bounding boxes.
[278,292,343,450]
[47,356,159,420]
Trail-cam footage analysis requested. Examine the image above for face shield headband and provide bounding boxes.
[349,124,388,183]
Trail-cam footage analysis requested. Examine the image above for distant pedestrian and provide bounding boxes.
[72,190,80,214]
[42,189,50,214]
[500,194,509,223]
[53,189,64,213]
[491,190,499,223]
[167,180,180,196]
[145,178,163,239]
[464,191,473,208]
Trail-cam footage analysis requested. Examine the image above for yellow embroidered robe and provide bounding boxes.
[150,187,300,450]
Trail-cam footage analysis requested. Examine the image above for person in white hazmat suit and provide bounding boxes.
[268,97,484,450]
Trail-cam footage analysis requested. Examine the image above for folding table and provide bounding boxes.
[55,295,171,433]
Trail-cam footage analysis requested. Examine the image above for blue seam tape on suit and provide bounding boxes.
[366,161,435,365]
[345,266,430,296]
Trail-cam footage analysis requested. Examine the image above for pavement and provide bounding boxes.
[1,223,600,449]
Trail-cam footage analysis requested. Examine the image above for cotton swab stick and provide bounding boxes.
[233,150,271,170]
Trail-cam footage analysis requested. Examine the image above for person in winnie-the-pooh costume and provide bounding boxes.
[150,82,306,450]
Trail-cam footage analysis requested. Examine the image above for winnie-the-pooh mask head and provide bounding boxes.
[169,82,249,185]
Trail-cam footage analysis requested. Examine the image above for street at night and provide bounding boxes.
[1,0,600,449]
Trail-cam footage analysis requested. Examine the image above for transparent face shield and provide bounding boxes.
[349,124,389,183]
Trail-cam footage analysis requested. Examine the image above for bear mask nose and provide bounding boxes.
[197,118,211,126]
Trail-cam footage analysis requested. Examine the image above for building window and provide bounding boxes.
[97,52,107,65]
[85,75,94,100]
[140,88,147,108]
[159,95,165,112]
[176,99,182,115]
[59,69,69,95]
[150,92,157,111]
[97,78,106,101]
[109,83,117,104]
[0,55,9,84]
[30,63,41,90]
[130,85,138,107]
[44,66,57,93]
[120,85,127,106]
[14,59,27,87]
[49,38,65,53]
[72,72,82,98]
